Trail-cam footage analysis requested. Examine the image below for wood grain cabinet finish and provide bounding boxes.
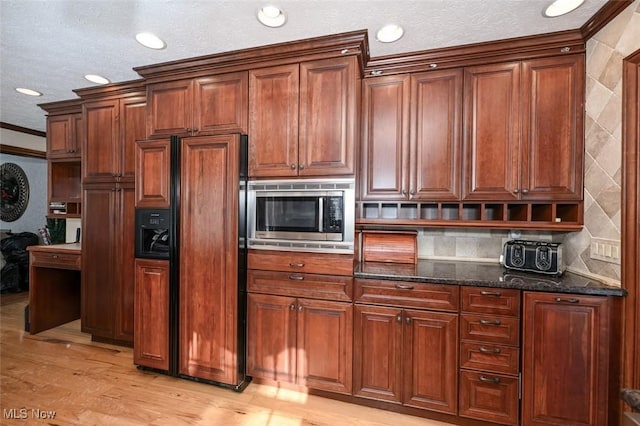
[247,250,354,394]
[249,56,358,177]
[134,259,170,371]
[81,181,135,343]
[463,54,584,201]
[135,139,171,208]
[522,292,618,426]
[146,72,248,138]
[47,113,82,159]
[360,70,462,200]
[82,96,146,183]
[353,280,458,415]
[458,286,521,425]
[178,135,242,386]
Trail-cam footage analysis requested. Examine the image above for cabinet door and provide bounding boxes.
[410,69,462,200]
[403,309,458,414]
[463,62,521,200]
[360,75,410,200]
[81,184,116,338]
[47,115,78,158]
[194,72,248,135]
[135,139,170,208]
[353,304,403,403]
[248,64,299,177]
[83,99,119,182]
[178,135,240,385]
[298,299,353,394]
[114,182,135,342]
[120,96,147,180]
[521,55,584,200]
[134,258,170,371]
[146,80,192,138]
[247,293,297,383]
[522,292,611,426]
[71,113,83,157]
[299,56,357,176]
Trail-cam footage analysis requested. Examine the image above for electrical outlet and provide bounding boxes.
[590,238,621,264]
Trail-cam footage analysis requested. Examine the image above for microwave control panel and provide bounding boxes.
[326,196,343,233]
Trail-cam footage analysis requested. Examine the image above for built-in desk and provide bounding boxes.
[28,243,81,334]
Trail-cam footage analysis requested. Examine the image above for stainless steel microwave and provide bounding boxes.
[247,178,355,253]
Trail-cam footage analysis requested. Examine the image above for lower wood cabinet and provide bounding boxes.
[133,259,169,371]
[522,292,621,426]
[247,292,353,394]
[81,181,135,344]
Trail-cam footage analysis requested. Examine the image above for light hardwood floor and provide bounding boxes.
[1,292,453,426]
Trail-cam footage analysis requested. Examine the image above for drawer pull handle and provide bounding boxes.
[289,262,305,268]
[288,275,304,281]
[479,346,501,354]
[555,297,579,303]
[479,375,501,384]
[480,290,502,297]
[395,284,414,290]
[51,255,59,259]
[479,319,502,326]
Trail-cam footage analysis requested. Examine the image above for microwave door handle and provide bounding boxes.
[318,197,323,233]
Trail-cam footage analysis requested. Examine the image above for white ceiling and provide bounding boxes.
[1,0,608,134]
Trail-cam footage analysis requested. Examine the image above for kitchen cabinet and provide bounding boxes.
[46,112,82,159]
[458,287,521,425]
[134,258,169,371]
[360,69,462,201]
[178,135,242,385]
[463,54,584,201]
[83,95,146,183]
[247,250,354,394]
[135,139,171,208]
[249,56,358,177]
[81,181,135,344]
[146,72,248,138]
[522,292,620,426]
[353,279,459,414]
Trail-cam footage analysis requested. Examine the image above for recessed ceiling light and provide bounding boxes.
[15,87,42,97]
[376,24,404,43]
[543,0,585,17]
[135,32,167,49]
[257,5,286,28]
[84,74,110,85]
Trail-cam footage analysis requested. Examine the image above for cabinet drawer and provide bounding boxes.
[248,270,352,301]
[459,370,519,425]
[461,286,520,317]
[354,279,459,312]
[460,313,519,345]
[460,342,519,375]
[30,251,81,270]
[248,250,353,276]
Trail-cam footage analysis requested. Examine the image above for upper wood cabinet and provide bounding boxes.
[135,139,171,209]
[463,54,584,201]
[83,95,146,183]
[360,69,462,201]
[146,72,248,138]
[522,292,620,426]
[249,56,358,177]
[47,112,82,159]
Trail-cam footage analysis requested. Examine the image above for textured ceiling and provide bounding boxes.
[1,0,608,134]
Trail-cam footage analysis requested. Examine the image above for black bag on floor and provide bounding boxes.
[1,232,39,292]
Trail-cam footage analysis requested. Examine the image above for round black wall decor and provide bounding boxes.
[1,162,30,222]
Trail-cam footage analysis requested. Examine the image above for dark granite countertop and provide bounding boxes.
[354,260,627,297]
[622,389,640,411]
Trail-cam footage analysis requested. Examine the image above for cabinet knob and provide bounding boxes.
[513,188,520,194]
[298,305,303,312]
[402,189,407,196]
[290,164,296,170]
[396,314,402,323]
[192,128,198,134]
[298,164,305,170]
[409,189,415,199]
[289,304,295,311]
[521,189,529,194]
[405,316,412,325]
[51,254,59,259]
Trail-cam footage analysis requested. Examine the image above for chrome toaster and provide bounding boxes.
[500,240,565,276]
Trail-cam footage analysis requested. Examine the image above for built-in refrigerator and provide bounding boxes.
[133,134,249,391]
